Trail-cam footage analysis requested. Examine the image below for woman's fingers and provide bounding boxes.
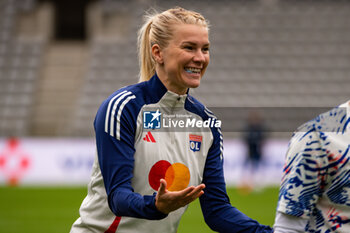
[188,184,205,197]
[182,184,205,204]
[156,183,206,214]
[171,184,206,206]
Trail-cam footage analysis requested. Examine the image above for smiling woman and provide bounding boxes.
[152,24,210,94]
[70,7,273,233]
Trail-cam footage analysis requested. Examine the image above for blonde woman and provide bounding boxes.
[71,7,273,233]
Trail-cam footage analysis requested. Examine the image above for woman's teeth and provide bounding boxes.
[185,67,201,74]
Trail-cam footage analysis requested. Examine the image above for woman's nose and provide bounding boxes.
[193,49,206,63]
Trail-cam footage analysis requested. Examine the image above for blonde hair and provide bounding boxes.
[137,7,209,82]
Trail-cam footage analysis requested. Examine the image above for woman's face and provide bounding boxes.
[154,24,210,95]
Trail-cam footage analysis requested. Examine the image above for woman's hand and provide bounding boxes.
[155,179,205,214]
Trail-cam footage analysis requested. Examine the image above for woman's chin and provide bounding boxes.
[189,82,201,89]
[183,75,202,88]
[184,79,201,89]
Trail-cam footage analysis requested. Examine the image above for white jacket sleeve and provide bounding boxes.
[273,211,308,233]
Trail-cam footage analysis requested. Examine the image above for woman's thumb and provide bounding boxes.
[158,179,167,194]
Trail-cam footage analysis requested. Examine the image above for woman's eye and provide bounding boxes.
[202,47,210,52]
[184,46,193,50]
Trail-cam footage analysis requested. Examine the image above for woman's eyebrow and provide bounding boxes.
[181,41,210,46]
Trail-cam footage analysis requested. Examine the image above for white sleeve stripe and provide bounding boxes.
[109,91,133,137]
[204,107,214,115]
[219,130,223,155]
[116,95,136,140]
[205,108,223,153]
[218,128,222,135]
[105,90,127,133]
[204,110,216,119]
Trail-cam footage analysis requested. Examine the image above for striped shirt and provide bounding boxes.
[277,101,350,232]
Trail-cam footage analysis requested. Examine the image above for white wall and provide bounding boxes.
[0,138,288,186]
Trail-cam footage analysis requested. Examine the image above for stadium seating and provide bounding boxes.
[0,0,43,136]
[1,0,350,137]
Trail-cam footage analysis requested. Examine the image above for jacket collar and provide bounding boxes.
[147,73,188,108]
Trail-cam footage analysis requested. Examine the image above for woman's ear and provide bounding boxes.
[151,44,164,65]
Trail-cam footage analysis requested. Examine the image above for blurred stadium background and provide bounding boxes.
[0,0,349,232]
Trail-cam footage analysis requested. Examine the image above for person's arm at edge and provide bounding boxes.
[274,128,324,233]
[273,211,307,233]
